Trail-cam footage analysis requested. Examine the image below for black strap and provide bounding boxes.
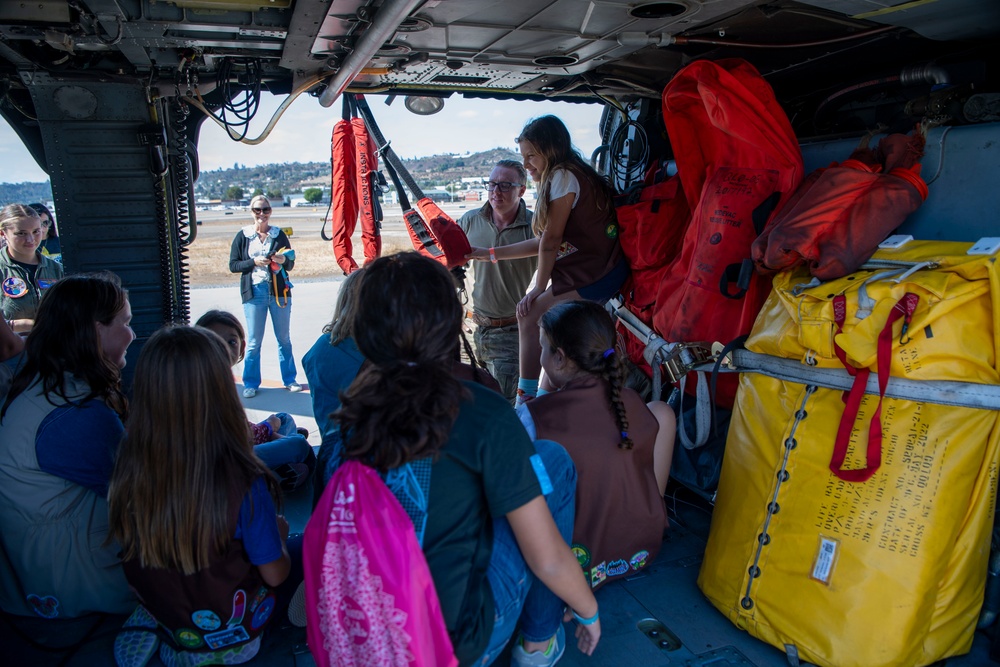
[353,94,426,200]
[369,169,387,228]
[710,335,748,437]
[719,258,754,299]
[341,94,352,121]
[320,200,333,240]
[381,152,412,211]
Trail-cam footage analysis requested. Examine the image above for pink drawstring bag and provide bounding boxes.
[303,460,458,667]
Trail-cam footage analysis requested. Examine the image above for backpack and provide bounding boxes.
[303,459,458,667]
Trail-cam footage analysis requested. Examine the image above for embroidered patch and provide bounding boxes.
[36,279,56,290]
[249,586,269,613]
[204,624,250,650]
[529,454,553,495]
[191,609,221,631]
[174,628,204,649]
[590,562,607,588]
[607,559,630,577]
[26,593,60,618]
[250,595,275,631]
[226,589,247,626]
[571,544,591,569]
[125,605,159,630]
[630,550,650,570]
[605,223,619,239]
[2,276,29,298]
[555,241,578,260]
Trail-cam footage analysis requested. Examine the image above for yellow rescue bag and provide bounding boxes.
[699,240,1000,667]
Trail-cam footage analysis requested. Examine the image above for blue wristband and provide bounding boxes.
[572,609,599,625]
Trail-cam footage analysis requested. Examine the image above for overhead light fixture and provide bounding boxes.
[404,96,445,115]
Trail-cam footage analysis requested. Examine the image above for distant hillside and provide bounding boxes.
[193,147,519,200]
[0,181,53,205]
[0,147,520,205]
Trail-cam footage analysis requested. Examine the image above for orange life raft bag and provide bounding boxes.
[651,58,805,410]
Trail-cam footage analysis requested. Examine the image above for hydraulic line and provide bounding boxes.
[167,96,195,322]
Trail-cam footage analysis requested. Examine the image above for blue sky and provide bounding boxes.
[0,94,605,184]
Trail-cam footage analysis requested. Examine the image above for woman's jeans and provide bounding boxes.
[243,281,297,389]
[253,434,313,470]
[478,439,577,665]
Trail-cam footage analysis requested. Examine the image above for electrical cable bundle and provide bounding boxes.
[213,57,263,141]
[609,118,649,192]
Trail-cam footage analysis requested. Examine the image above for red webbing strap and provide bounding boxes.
[829,292,919,482]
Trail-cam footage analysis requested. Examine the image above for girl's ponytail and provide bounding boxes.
[334,253,469,471]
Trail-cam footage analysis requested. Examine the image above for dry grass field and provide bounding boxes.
[184,210,415,287]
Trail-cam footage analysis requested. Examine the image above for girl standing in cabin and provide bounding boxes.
[468,116,628,406]
[108,325,295,666]
[520,300,675,588]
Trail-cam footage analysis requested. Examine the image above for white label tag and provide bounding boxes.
[811,536,838,584]
[878,234,913,249]
[968,237,1000,255]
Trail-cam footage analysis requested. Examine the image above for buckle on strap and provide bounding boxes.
[646,341,717,383]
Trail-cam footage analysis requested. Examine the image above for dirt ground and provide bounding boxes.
[184,209,416,287]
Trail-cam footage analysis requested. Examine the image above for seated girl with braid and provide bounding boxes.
[518,300,675,588]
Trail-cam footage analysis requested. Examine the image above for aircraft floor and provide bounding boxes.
[4,476,995,666]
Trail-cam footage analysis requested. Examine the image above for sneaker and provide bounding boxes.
[511,624,565,667]
[242,387,257,398]
[287,581,307,627]
[275,462,310,491]
[286,382,302,392]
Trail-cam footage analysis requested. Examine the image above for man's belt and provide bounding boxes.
[468,311,517,328]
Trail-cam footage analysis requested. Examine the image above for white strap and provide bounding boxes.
[677,371,712,449]
[731,349,1000,410]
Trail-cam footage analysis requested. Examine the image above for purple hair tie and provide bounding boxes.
[602,348,615,359]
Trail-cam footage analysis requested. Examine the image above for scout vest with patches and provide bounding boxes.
[527,375,665,588]
[549,165,623,297]
[121,483,276,654]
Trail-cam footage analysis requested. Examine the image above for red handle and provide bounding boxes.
[829,292,918,482]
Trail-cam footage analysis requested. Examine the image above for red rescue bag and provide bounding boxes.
[352,115,382,267]
[330,106,360,275]
[330,97,382,274]
[353,94,471,271]
[752,128,928,280]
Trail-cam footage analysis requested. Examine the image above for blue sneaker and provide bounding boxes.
[511,624,566,667]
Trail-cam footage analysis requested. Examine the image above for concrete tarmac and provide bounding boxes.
[190,277,349,441]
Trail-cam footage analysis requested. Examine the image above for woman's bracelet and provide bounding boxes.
[489,247,497,264]
[572,609,599,625]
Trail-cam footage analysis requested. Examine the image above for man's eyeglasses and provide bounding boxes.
[487,181,522,193]
[252,207,272,214]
